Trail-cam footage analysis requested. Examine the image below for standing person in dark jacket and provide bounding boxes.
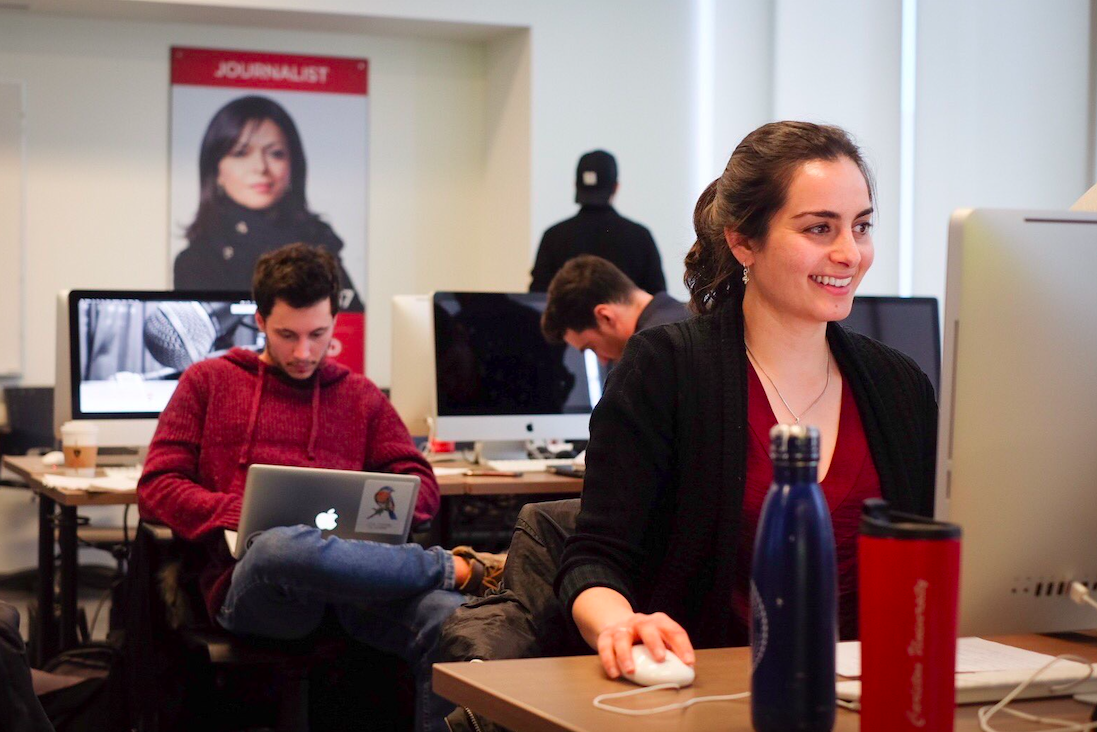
[174,95,362,312]
[556,122,938,681]
[540,255,689,362]
[529,150,666,294]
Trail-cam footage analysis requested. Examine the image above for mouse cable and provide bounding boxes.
[593,683,749,716]
[977,583,1097,732]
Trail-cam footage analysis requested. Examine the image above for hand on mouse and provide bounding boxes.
[596,612,695,679]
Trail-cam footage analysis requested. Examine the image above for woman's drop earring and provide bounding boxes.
[742,265,750,285]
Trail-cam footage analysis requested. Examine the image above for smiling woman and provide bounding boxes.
[173,95,362,311]
[557,121,938,681]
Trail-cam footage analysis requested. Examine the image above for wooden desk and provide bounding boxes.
[435,470,582,497]
[434,468,582,546]
[1,455,577,662]
[2,455,136,666]
[434,633,1097,732]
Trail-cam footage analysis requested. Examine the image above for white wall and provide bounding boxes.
[4,0,1093,378]
[0,11,498,389]
[772,0,903,297]
[0,82,24,377]
[913,0,1092,300]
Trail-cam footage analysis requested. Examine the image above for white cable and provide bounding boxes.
[1071,582,1097,612]
[975,578,1097,732]
[977,654,1097,732]
[593,684,749,716]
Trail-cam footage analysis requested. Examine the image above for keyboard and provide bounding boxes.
[485,458,575,473]
[837,662,1097,705]
[103,464,143,479]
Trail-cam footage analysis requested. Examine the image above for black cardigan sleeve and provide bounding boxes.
[555,328,679,616]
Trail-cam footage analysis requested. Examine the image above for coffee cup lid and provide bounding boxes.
[61,421,99,435]
[860,498,961,540]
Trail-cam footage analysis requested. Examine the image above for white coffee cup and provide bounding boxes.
[60,421,99,476]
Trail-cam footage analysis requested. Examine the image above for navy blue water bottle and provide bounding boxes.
[750,424,837,732]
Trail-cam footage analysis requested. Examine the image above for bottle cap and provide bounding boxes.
[769,424,820,464]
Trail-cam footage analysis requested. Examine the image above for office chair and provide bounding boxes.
[125,521,416,732]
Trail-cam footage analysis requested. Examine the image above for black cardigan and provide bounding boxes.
[555,303,938,648]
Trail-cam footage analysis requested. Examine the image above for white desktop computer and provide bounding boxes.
[935,209,1097,636]
[389,291,602,460]
[55,290,261,453]
[390,294,435,438]
[429,291,600,448]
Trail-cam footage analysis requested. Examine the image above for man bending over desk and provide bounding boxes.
[138,243,502,732]
[541,254,690,362]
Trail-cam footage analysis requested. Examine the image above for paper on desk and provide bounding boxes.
[41,474,138,493]
[432,467,467,477]
[837,637,1063,678]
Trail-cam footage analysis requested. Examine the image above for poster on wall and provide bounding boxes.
[169,46,369,373]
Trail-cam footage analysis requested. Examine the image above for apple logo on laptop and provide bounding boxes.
[315,508,339,531]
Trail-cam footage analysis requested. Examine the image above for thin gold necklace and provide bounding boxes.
[745,344,831,425]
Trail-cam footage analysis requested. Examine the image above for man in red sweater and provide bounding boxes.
[138,244,497,732]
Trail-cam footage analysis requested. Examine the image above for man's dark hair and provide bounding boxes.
[253,243,341,318]
[541,255,639,342]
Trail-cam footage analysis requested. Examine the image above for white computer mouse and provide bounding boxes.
[622,646,695,687]
[41,451,65,467]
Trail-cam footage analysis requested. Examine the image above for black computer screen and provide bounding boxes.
[841,296,940,396]
[70,290,262,418]
[432,292,595,417]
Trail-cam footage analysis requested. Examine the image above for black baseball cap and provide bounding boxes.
[575,150,617,205]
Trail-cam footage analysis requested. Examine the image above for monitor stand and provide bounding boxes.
[471,440,528,465]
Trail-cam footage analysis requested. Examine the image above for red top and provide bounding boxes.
[731,363,881,641]
[137,348,438,623]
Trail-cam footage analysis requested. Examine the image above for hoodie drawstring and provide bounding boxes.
[238,360,267,467]
[307,377,320,462]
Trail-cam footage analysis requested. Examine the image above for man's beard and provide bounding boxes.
[266,349,324,379]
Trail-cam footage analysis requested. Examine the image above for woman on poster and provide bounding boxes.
[174,95,363,311]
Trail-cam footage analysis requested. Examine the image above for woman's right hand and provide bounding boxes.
[595,612,696,679]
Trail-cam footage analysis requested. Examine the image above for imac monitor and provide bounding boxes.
[935,209,1097,636]
[55,290,261,448]
[842,296,940,396]
[431,292,601,442]
[390,294,434,437]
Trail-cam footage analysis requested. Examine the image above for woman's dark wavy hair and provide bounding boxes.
[185,95,318,245]
[683,121,875,314]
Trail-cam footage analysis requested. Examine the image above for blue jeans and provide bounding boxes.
[216,525,465,732]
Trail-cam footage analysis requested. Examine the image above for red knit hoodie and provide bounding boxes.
[137,348,440,623]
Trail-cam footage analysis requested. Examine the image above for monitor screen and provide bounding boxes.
[432,292,597,418]
[842,296,940,396]
[69,291,261,419]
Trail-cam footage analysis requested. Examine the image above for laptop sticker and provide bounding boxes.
[355,479,412,535]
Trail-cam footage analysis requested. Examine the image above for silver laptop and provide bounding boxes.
[226,464,421,559]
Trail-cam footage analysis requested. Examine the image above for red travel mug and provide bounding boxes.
[859,498,961,732]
